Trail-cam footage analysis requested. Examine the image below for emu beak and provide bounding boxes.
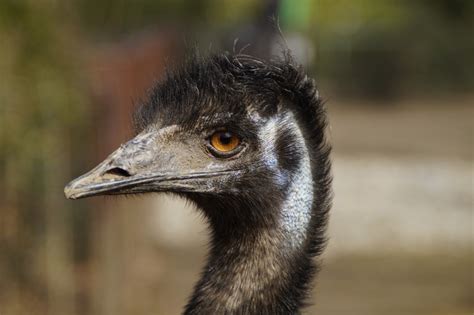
[64,130,159,199]
[64,130,231,200]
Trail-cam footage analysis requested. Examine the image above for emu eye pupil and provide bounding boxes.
[219,133,232,145]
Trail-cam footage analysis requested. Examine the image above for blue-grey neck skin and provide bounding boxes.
[184,111,325,315]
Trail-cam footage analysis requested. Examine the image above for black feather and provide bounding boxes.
[134,50,332,315]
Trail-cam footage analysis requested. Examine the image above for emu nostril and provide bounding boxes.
[104,167,131,178]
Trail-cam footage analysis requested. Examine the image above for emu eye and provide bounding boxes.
[209,130,241,156]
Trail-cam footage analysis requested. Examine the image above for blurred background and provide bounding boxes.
[0,0,472,314]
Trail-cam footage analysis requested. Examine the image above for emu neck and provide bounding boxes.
[185,152,314,314]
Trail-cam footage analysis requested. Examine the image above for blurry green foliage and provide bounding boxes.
[307,0,474,97]
[75,0,262,37]
[0,1,92,313]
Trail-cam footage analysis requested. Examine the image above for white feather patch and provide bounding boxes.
[260,113,313,248]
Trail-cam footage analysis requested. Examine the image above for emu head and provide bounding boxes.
[65,53,329,226]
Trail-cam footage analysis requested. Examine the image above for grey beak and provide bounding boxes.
[64,131,160,199]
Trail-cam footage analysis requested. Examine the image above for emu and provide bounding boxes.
[65,52,332,315]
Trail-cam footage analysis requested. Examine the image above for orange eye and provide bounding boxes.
[210,131,240,154]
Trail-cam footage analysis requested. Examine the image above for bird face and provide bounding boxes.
[65,54,311,204]
[65,126,241,199]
